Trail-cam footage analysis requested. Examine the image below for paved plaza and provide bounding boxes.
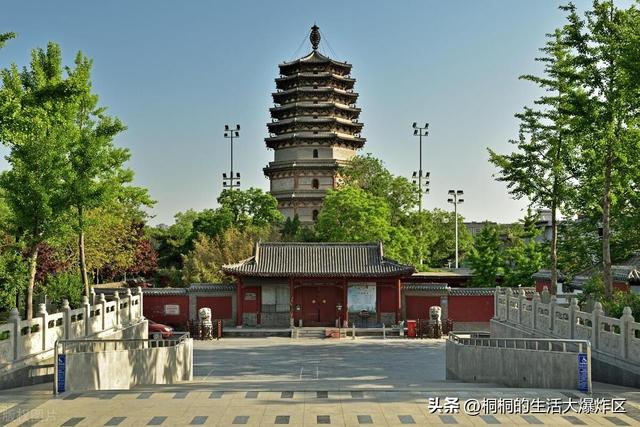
[0,338,639,426]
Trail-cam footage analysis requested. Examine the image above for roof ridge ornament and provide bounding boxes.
[310,24,320,51]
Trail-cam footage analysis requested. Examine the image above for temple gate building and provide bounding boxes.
[264,25,366,224]
[222,242,414,327]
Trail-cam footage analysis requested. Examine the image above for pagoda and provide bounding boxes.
[264,25,366,225]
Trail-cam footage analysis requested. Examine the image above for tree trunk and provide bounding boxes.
[550,201,558,294]
[602,154,613,299]
[26,245,39,321]
[78,206,90,297]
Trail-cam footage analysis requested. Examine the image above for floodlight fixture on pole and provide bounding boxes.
[411,122,430,213]
[447,189,465,269]
[222,124,241,190]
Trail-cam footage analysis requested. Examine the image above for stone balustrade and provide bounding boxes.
[493,286,639,363]
[0,287,144,366]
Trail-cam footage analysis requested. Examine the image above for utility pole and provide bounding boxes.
[223,124,241,190]
[447,190,465,269]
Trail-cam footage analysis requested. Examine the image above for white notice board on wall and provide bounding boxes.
[347,283,376,313]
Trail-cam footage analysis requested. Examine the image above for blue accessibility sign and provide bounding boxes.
[577,352,588,393]
[57,354,66,393]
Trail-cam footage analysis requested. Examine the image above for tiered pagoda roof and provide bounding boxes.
[264,25,366,222]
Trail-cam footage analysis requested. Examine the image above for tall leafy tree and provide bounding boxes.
[339,154,418,225]
[0,43,72,319]
[561,1,640,298]
[217,188,283,229]
[316,187,392,243]
[63,51,151,296]
[469,224,504,287]
[489,28,578,293]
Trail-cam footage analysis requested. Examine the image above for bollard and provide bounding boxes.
[352,322,356,340]
[382,323,386,340]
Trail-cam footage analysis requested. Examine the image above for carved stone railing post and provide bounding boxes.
[137,286,144,320]
[99,293,107,331]
[113,291,121,328]
[38,303,48,351]
[592,302,604,351]
[621,306,634,359]
[532,292,540,331]
[549,295,557,334]
[505,289,511,323]
[82,296,90,337]
[126,288,133,324]
[9,308,20,361]
[61,299,71,339]
[517,288,525,326]
[569,298,578,339]
[90,287,96,306]
[494,286,501,319]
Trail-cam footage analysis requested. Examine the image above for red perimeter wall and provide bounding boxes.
[143,295,189,327]
[448,295,494,322]
[196,296,233,320]
[405,296,441,320]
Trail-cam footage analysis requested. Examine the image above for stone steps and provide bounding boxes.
[293,328,347,339]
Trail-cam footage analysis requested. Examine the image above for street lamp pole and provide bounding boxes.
[447,190,465,269]
[412,122,430,212]
[223,124,241,190]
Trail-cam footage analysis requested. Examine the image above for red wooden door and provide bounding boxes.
[301,287,319,324]
[317,287,338,325]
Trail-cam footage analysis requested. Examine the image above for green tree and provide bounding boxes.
[0,43,72,319]
[469,224,504,287]
[315,187,391,243]
[340,154,418,225]
[181,227,268,284]
[427,209,473,267]
[562,1,640,298]
[63,51,151,296]
[489,28,578,293]
[217,188,283,229]
[0,32,15,50]
[503,210,546,287]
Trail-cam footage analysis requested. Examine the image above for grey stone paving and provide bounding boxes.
[0,338,638,426]
[192,337,447,390]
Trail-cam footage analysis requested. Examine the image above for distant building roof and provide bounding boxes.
[570,251,640,287]
[411,269,473,278]
[222,242,415,278]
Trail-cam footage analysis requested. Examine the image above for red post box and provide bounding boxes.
[406,320,417,338]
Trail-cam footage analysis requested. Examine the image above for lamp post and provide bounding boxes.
[222,124,241,190]
[412,122,430,212]
[447,190,465,269]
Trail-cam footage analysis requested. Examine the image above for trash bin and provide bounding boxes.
[406,320,417,338]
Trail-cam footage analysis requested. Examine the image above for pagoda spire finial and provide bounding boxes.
[310,24,320,51]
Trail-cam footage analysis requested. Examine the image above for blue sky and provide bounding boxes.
[1,1,630,225]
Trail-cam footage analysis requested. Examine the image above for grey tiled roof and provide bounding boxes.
[222,242,415,278]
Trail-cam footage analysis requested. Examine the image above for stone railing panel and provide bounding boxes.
[598,317,623,356]
[0,322,13,364]
[629,321,640,363]
[575,311,593,342]
[46,312,65,349]
[104,301,117,329]
[69,308,85,339]
[553,306,570,337]
[18,318,43,359]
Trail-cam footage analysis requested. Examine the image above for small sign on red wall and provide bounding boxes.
[164,304,180,315]
[245,292,257,301]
